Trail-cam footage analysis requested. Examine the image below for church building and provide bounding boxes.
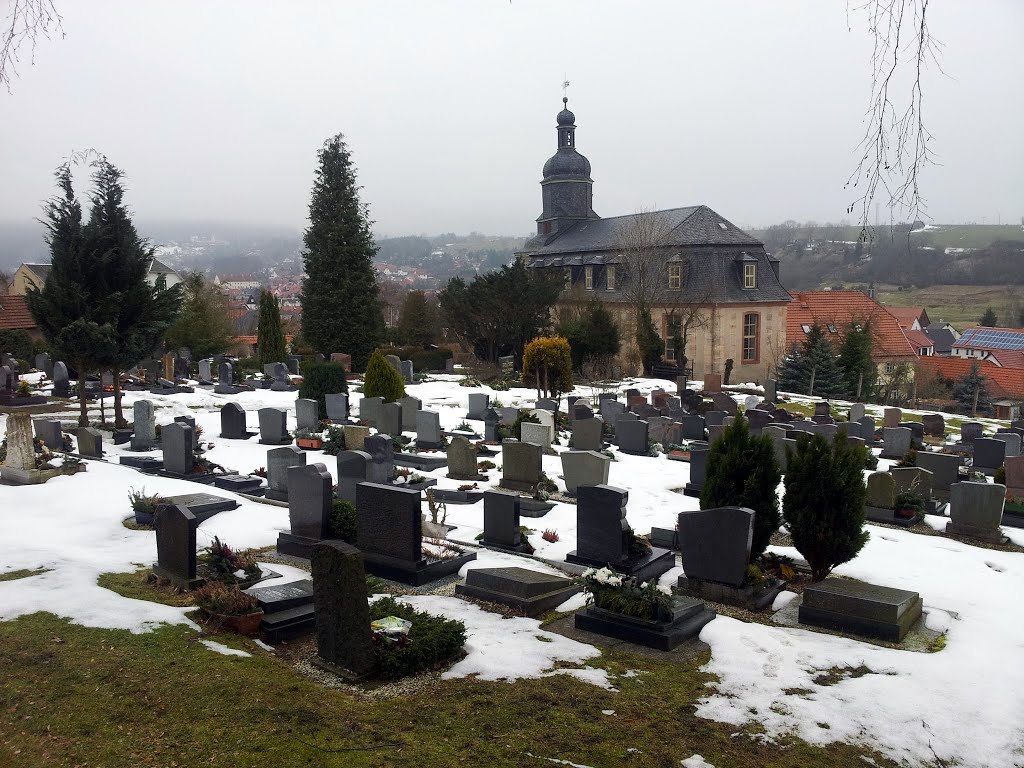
[518,99,792,382]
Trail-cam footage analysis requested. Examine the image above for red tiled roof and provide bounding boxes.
[985,348,1024,369]
[887,306,929,329]
[786,291,917,360]
[918,356,1024,401]
[0,295,37,331]
[904,329,934,352]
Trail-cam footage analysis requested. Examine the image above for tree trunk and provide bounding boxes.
[113,369,127,429]
[972,386,980,418]
[77,369,88,427]
[808,367,816,397]
[856,371,863,401]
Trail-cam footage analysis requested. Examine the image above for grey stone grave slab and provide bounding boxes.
[799,578,923,642]
[399,396,422,432]
[707,424,725,444]
[76,427,103,458]
[356,482,475,585]
[535,398,557,413]
[359,396,383,427]
[916,452,961,499]
[704,410,727,427]
[277,463,334,558]
[600,399,625,423]
[574,595,717,651]
[401,359,414,385]
[500,407,519,427]
[991,432,1021,458]
[174,415,199,450]
[311,540,375,681]
[364,433,395,485]
[849,403,866,422]
[647,415,671,445]
[456,567,580,617]
[683,446,709,497]
[53,361,70,397]
[569,417,603,451]
[947,481,1007,543]
[33,418,63,452]
[159,492,238,524]
[376,402,402,437]
[973,438,1006,473]
[336,449,370,503]
[681,415,706,441]
[198,359,213,384]
[266,446,305,501]
[211,474,263,494]
[560,450,610,495]
[325,393,349,422]
[385,354,402,378]
[467,393,490,420]
[616,419,649,456]
[447,436,482,480]
[287,355,301,376]
[763,378,777,403]
[521,421,553,452]
[499,440,543,492]
[880,427,912,459]
[296,398,320,432]
[162,422,194,476]
[415,410,442,449]
[220,402,252,440]
[961,422,984,445]
[744,409,772,435]
[258,407,289,445]
[483,408,501,442]
[152,504,201,590]
[883,407,902,427]
[858,416,877,443]
[131,400,156,450]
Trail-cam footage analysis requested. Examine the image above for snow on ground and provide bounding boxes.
[3,376,1024,765]
[200,639,252,657]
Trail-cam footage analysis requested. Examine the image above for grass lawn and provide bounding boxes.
[0,587,900,768]
[874,283,1020,328]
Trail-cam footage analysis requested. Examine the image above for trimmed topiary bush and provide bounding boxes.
[363,348,405,402]
[522,335,572,398]
[783,432,869,582]
[369,596,466,679]
[328,500,357,543]
[298,362,348,416]
[699,414,781,561]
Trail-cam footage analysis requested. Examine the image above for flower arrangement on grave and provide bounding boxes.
[895,448,917,468]
[581,567,674,623]
[15,380,32,397]
[477,459,496,471]
[128,487,166,524]
[425,488,447,526]
[542,528,559,543]
[864,451,879,470]
[391,434,411,453]
[193,582,263,634]
[393,467,426,485]
[368,597,467,679]
[454,420,474,433]
[894,487,925,519]
[201,536,261,584]
[329,501,358,543]
[252,466,267,478]
[422,537,463,561]
[758,552,797,582]
[294,427,325,450]
[533,472,558,501]
[321,425,346,456]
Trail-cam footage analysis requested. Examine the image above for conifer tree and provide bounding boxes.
[980,307,997,327]
[699,415,782,561]
[952,362,991,416]
[363,348,405,402]
[783,433,869,581]
[257,289,286,366]
[397,290,440,348]
[165,273,235,360]
[837,320,876,401]
[776,323,844,397]
[300,134,384,371]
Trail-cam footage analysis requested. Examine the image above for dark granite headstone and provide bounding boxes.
[401,360,414,384]
[947,481,1006,542]
[481,489,522,549]
[574,484,630,564]
[295,398,319,432]
[377,402,402,437]
[173,415,199,450]
[364,434,395,484]
[152,504,201,589]
[53,361,70,397]
[456,567,579,617]
[916,452,961,497]
[336,449,371,503]
[325,393,349,422]
[744,409,772,435]
[32,418,63,451]
[258,407,289,445]
[960,422,984,444]
[267,445,305,501]
[921,414,945,437]
[311,540,375,680]
[356,482,422,563]
[799,578,923,642]
[681,415,706,441]
[483,408,500,442]
[880,427,912,459]
[220,402,250,439]
[162,422,194,476]
[683,446,709,496]
[616,419,649,455]
[973,438,1006,472]
[277,463,334,557]
[677,507,753,587]
[359,396,383,427]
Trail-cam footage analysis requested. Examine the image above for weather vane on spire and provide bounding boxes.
[562,76,570,103]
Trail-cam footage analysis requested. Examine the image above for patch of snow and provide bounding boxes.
[554,592,587,613]
[252,639,275,652]
[601,709,615,715]
[200,639,251,657]
[771,590,798,611]
[526,754,595,768]
[681,757,715,768]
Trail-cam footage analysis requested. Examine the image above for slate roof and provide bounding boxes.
[149,258,175,274]
[526,205,762,255]
[0,295,37,331]
[924,324,957,355]
[21,263,51,282]
[786,291,918,360]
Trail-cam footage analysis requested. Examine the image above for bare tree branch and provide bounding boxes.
[845,0,943,236]
[1,0,63,91]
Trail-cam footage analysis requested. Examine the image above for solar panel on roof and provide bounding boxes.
[958,328,1024,350]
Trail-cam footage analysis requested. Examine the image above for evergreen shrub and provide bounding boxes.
[362,349,405,402]
[298,362,348,416]
[369,597,466,679]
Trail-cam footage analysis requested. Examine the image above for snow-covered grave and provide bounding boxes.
[2,373,1023,767]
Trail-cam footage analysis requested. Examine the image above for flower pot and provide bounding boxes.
[895,507,918,520]
[134,510,155,526]
[206,610,264,636]
[296,438,324,450]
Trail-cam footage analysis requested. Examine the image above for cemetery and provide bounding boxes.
[3,366,1024,768]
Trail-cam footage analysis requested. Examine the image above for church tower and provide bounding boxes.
[531,98,599,244]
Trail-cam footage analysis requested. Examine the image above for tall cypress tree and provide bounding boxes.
[86,158,182,427]
[257,289,286,366]
[300,134,384,371]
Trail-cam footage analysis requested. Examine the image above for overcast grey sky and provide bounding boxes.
[2,0,1022,238]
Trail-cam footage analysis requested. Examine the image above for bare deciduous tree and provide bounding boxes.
[616,207,671,318]
[1,0,63,90]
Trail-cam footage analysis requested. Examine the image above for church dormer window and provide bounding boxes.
[584,266,593,290]
[743,263,757,289]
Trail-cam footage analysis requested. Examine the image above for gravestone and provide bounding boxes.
[483,408,501,442]
[359,396,383,427]
[711,392,737,415]
[377,402,402,437]
[401,359,414,385]
[287,355,301,376]
[456,567,580,617]
[883,407,902,427]
[647,415,671,445]
[355,482,475,585]
[849,403,866,422]
[521,421,552,450]
[858,416,877,443]
[991,432,1022,458]
[329,352,351,371]
[446,436,480,480]
[916,452,961,498]
[566,484,674,583]
[973,438,1006,473]
[415,410,442,449]
[901,421,924,443]
[343,424,369,451]
[683,446,709,496]
[566,396,582,420]
[960,422,984,444]
[364,433,395,484]
[219,360,234,385]
[174,415,199,450]
[277,463,334,558]
[33,418,63,452]
[744,409,772,435]
[880,427,912,459]
[269,362,292,391]
[295,398,320,432]
[1005,455,1024,497]
[560,450,611,495]
[707,424,725,445]
[677,506,753,587]
[600,399,625,423]
[891,467,935,513]
[866,471,896,510]
[704,410,726,427]
[258,407,289,445]
[680,415,706,441]
[467,393,490,420]
[132,400,156,450]
[480,489,523,550]
[311,540,375,680]
[197,359,213,384]
[162,422,194,476]
[815,423,838,442]
[763,378,777,403]
[52,361,70,397]
[399,396,422,432]
[799,578,923,642]
[325,393,349,422]
[385,354,402,379]
[499,440,543,492]
[34,352,51,375]
[336,450,370,503]
[572,403,595,422]
[266,446,306,501]
[947,481,1006,543]
[764,425,788,469]
[616,419,649,456]
[152,504,201,589]
[220,402,250,439]
[569,417,603,451]
[813,402,831,417]
[498,355,515,376]
[535,398,557,413]
[76,427,103,458]
[703,373,722,393]
[500,407,518,426]
[921,414,945,437]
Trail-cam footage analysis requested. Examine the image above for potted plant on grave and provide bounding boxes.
[294,427,324,450]
[193,581,264,636]
[894,488,925,520]
[581,566,674,624]
[321,425,346,455]
[200,536,262,586]
[667,440,693,461]
[128,486,167,526]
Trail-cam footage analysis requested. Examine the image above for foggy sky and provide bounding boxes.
[2,0,1022,239]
